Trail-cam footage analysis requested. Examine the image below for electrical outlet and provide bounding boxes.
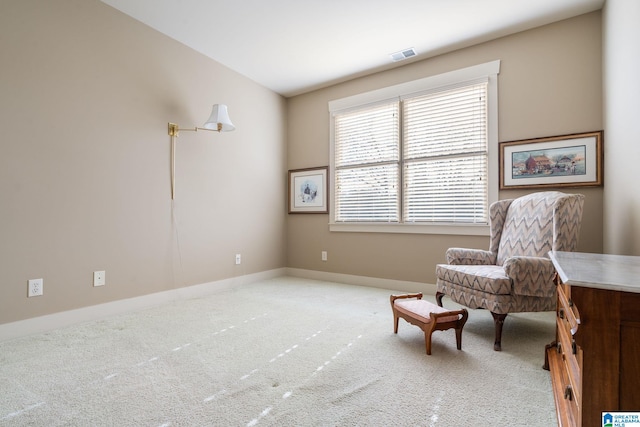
[28,278,43,297]
[321,251,328,262]
[93,270,106,287]
[235,254,241,265]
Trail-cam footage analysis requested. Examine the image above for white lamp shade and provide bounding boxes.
[203,104,235,132]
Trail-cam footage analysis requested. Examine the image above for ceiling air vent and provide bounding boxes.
[390,47,417,62]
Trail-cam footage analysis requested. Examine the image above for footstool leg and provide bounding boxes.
[455,327,463,350]
[425,332,432,355]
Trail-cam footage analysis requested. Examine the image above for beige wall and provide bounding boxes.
[602,0,640,256]
[287,12,604,285]
[0,0,287,324]
[1,3,615,327]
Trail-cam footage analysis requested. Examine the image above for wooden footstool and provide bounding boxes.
[391,293,468,355]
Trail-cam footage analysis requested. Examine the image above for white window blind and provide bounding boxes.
[329,60,499,234]
[334,102,400,222]
[403,82,488,223]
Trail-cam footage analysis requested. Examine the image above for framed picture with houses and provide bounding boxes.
[499,131,603,189]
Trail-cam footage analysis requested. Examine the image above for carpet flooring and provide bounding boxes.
[0,277,556,426]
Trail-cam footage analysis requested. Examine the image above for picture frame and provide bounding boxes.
[499,131,603,190]
[288,166,329,214]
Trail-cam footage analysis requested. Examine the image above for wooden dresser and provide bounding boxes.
[545,251,640,427]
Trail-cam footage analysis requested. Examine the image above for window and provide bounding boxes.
[329,61,500,235]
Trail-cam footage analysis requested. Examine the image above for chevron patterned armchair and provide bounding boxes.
[435,191,585,351]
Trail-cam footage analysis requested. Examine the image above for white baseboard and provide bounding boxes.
[0,268,436,342]
[285,268,437,295]
[0,268,286,343]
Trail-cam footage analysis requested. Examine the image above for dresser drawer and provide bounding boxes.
[558,284,581,388]
[556,315,582,407]
[547,345,580,426]
[558,283,580,333]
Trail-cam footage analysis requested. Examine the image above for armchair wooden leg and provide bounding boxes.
[435,292,445,307]
[455,309,468,350]
[491,312,507,351]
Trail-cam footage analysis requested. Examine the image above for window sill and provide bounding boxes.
[329,222,490,236]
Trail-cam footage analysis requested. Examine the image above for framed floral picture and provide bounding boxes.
[288,166,329,214]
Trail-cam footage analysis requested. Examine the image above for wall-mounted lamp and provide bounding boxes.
[168,104,235,199]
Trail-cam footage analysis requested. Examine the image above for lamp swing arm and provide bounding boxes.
[168,122,223,136]
[167,104,235,200]
[168,123,223,200]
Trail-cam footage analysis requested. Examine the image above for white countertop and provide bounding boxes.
[549,251,640,294]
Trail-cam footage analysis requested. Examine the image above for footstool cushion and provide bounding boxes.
[391,293,468,355]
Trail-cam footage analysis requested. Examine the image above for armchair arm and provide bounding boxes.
[503,256,557,297]
[445,248,496,265]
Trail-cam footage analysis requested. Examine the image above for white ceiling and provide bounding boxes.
[100,0,604,97]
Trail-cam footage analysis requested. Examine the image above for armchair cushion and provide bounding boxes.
[435,264,511,295]
[496,192,555,266]
[435,280,557,314]
[496,191,584,265]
